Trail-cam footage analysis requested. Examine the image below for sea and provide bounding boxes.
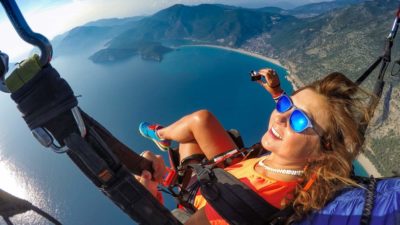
[0,46,368,224]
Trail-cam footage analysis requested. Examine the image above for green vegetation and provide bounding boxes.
[89,41,172,63]
[271,0,399,83]
[106,4,293,48]
[368,135,400,176]
[89,49,137,63]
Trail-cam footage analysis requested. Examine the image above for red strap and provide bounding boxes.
[302,172,318,192]
[163,167,176,187]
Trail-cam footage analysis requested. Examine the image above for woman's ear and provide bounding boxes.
[308,148,326,163]
[322,139,332,151]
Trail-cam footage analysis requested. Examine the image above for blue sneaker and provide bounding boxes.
[139,122,171,151]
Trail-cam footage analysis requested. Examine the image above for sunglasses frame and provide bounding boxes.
[276,94,323,137]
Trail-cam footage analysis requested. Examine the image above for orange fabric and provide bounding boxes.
[302,172,318,191]
[194,156,299,225]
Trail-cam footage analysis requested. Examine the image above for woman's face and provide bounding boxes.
[261,89,330,165]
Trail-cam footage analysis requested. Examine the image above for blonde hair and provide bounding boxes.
[288,72,372,223]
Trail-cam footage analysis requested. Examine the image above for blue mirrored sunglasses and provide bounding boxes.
[276,94,322,136]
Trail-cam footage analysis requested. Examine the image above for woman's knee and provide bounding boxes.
[191,109,217,126]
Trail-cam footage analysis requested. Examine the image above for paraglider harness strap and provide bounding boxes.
[355,7,400,122]
[188,163,293,225]
[0,188,62,225]
[7,63,182,225]
[7,55,85,153]
[356,6,400,84]
[351,175,378,225]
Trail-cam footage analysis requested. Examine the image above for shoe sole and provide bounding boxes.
[139,126,170,152]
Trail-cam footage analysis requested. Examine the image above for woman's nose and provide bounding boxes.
[274,109,290,124]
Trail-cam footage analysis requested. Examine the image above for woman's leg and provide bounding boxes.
[158,110,237,160]
[178,142,204,162]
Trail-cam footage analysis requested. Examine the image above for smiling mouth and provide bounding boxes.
[271,127,282,140]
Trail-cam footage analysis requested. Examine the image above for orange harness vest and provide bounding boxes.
[194,156,299,225]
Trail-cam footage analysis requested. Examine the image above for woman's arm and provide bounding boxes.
[134,150,166,203]
[184,208,211,225]
[256,68,284,100]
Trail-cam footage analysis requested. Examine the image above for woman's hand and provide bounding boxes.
[135,150,167,203]
[257,68,284,98]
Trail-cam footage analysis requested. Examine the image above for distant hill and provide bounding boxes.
[106,4,297,48]
[268,0,399,83]
[256,6,288,14]
[52,26,116,56]
[256,0,368,18]
[86,4,297,63]
[52,16,171,61]
[288,0,367,18]
[89,41,172,63]
[83,16,144,27]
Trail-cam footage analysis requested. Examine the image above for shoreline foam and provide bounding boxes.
[357,153,382,177]
[183,44,285,68]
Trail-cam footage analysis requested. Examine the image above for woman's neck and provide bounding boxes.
[255,154,306,182]
[266,153,307,169]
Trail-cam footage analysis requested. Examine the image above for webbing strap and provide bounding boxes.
[190,164,285,225]
[10,64,78,130]
[355,57,383,85]
[355,9,400,135]
[0,188,61,225]
[65,132,180,225]
[8,64,181,225]
[360,176,377,225]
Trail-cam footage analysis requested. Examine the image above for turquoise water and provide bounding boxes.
[353,159,368,177]
[0,46,367,224]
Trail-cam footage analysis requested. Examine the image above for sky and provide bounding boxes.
[0,0,329,61]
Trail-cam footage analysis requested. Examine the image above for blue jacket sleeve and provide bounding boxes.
[295,178,400,225]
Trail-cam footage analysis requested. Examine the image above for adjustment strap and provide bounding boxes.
[190,164,282,225]
[360,176,377,225]
[10,64,77,129]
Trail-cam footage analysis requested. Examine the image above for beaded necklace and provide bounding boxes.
[258,159,304,176]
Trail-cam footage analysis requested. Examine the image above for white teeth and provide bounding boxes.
[271,127,282,139]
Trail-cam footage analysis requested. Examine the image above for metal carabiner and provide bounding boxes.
[0,0,53,92]
[32,107,87,154]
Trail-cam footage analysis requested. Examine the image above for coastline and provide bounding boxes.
[357,153,382,177]
[183,44,285,68]
[284,61,305,91]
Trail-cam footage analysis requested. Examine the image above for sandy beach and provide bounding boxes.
[185,44,285,68]
[284,61,304,91]
[286,74,304,91]
[357,153,382,177]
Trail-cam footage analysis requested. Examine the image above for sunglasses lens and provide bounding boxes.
[290,110,310,133]
[276,95,292,113]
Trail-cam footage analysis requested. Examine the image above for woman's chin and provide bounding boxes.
[261,136,276,151]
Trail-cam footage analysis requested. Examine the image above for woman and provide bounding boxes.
[136,69,371,224]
